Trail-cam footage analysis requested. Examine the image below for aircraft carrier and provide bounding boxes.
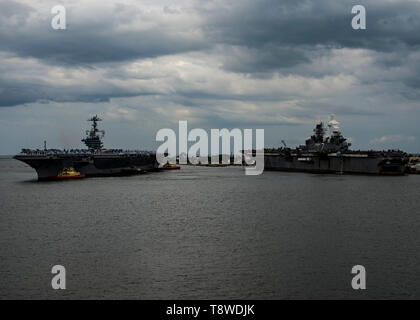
[14,116,158,180]
[264,116,407,175]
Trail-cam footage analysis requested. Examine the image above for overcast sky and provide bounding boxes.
[1,0,420,154]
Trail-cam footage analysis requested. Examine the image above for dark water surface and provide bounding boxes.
[1,156,420,299]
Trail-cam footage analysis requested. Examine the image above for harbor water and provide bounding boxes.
[1,156,420,299]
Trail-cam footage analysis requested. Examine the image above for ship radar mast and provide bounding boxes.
[312,121,325,143]
[82,115,105,150]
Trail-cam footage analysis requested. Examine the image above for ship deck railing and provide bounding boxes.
[18,149,156,156]
[263,148,405,155]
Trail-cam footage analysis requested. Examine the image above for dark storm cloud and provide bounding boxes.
[1,29,207,66]
[228,0,420,49]
[3,0,419,69]
[0,1,208,66]
[0,74,159,107]
[205,0,420,73]
[0,0,420,117]
[0,84,41,107]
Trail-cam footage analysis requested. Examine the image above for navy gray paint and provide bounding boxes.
[14,116,158,180]
[265,118,406,175]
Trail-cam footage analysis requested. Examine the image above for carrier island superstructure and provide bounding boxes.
[264,116,407,175]
[14,116,158,180]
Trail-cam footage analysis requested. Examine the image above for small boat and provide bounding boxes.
[407,163,420,174]
[405,156,420,174]
[161,163,181,170]
[56,168,85,179]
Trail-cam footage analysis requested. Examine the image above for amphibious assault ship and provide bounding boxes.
[264,116,407,175]
[14,116,158,180]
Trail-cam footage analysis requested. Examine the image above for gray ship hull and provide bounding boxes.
[265,153,406,175]
[14,154,159,180]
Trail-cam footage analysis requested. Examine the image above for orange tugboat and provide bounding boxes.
[161,163,181,170]
[56,168,85,179]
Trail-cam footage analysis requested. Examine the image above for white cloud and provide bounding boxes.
[370,135,416,146]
